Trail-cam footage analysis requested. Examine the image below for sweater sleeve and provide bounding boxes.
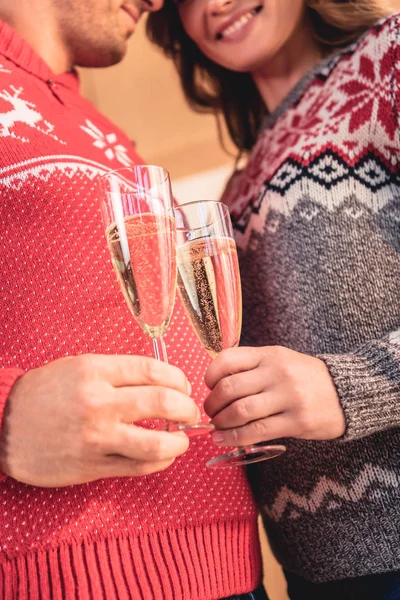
[318,16,400,442]
[388,13,400,128]
[318,329,400,441]
[0,368,25,481]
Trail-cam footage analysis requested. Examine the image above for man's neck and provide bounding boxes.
[252,22,322,114]
[0,1,72,74]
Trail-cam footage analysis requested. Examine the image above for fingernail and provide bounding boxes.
[212,431,225,444]
[186,379,192,396]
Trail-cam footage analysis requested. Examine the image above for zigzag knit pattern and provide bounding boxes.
[223,14,400,583]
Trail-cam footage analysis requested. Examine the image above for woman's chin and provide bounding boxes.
[209,54,265,75]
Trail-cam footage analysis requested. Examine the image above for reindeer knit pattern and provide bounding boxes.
[222,14,400,583]
[0,21,262,600]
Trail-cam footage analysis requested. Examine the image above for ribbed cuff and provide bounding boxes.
[319,342,400,441]
[0,520,262,599]
[0,368,25,482]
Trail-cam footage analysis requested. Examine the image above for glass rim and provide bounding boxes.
[174,200,230,232]
[98,165,171,184]
[174,199,228,210]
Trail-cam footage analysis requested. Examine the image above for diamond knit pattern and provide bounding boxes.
[223,14,400,583]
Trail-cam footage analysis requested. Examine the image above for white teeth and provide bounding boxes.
[222,10,255,37]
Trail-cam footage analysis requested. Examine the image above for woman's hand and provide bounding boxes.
[204,346,346,447]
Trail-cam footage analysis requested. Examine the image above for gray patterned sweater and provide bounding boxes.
[222,14,400,582]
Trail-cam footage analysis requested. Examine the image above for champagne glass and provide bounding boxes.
[98,166,213,436]
[175,200,286,467]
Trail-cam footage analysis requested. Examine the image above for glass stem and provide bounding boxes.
[152,336,168,363]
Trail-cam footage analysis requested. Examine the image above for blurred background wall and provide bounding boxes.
[79,5,399,598]
[79,18,235,204]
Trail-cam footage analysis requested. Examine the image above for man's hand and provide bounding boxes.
[204,346,346,447]
[0,354,199,487]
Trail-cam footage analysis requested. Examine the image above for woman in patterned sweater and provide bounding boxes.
[147,1,400,598]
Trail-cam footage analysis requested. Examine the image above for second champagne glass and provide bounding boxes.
[175,200,286,467]
[98,166,213,436]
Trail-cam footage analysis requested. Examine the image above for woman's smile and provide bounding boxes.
[177,0,312,78]
[215,5,262,42]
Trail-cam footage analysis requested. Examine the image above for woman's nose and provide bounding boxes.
[207,0,233,16]
[145,0,164,13]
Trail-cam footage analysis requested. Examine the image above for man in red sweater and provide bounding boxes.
[0,0,263,599]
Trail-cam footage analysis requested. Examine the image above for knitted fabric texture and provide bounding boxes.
[0,21,261,600]
[222,13,400,584]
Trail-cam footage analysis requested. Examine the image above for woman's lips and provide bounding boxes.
[216,6,262,41]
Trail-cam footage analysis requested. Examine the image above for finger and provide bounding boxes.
[113,386,200,424]
[211,414,292,447]
[210,393,285,430]
[79,354,191,394]
[105,424,190,462]
[204,367,274,418]
[205,347,265,391]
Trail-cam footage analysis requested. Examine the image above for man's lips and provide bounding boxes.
[121,3,140,25]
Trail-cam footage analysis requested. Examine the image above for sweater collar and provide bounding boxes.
[260,14,394,133]
[0,19,80,92]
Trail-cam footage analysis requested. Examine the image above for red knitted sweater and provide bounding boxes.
[0,21,261,600]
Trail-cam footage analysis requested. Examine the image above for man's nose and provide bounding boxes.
[207,0,233,16]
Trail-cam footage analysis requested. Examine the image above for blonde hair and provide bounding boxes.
[147,0,396,152]
[308,0,394,46]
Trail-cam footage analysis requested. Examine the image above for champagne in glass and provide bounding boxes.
[176,235,241,358]
[99,166,213,435]
[175,200,286,467]
[106,212,175,352]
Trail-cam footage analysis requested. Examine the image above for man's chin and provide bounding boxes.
[75,44,128,69]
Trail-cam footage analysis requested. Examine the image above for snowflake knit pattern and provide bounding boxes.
[222,13,400,583]
[0,20,261,600]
